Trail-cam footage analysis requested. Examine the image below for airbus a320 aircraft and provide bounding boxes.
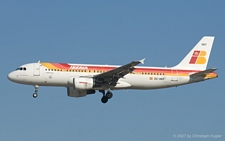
[8,36,218,103]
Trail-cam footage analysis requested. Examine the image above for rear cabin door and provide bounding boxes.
[33,64,40,76]
[171,69,178,81]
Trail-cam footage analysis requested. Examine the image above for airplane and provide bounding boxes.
[8,36,218,103]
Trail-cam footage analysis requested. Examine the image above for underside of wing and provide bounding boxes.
[94,58,145,87]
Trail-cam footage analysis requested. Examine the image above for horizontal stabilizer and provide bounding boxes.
[190,68,217,79]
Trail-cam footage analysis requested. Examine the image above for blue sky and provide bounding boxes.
[1,1,224,140]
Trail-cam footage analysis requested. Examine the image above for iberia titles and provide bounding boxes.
[70,65,88,70]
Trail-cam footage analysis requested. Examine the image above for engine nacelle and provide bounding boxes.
[68,76,103,90]
[67,87,95,97]
[68,77,94,90]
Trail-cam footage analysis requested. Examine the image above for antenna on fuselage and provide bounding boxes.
[38,60,40,63]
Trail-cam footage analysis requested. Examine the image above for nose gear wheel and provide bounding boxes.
[33,85,39,98]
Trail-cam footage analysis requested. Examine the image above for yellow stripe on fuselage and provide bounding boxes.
[41,63,58,70]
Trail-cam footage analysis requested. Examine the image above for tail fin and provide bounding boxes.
[173,36,215,70]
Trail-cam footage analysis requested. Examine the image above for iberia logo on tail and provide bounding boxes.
[189,50,206,64]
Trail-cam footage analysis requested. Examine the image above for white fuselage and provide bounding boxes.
[8,63,193,90]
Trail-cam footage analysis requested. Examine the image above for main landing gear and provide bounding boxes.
[33,85,38,98]
[99,90,113,104]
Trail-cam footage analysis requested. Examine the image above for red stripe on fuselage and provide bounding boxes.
[44,62,211,75]
[51,63,70,69]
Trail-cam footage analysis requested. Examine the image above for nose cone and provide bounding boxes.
[8,72,15,82]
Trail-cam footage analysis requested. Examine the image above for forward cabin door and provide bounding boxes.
[33,64,40,76]
[171,69,178,81]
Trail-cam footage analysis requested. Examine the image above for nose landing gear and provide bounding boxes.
[99,90,113,104]
[33,85,38,98]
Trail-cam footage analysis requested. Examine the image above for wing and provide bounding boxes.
[94,58,145,86]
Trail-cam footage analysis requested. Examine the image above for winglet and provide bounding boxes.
[139,58,145,64]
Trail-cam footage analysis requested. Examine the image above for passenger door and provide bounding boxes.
[171,69,178,81]
[33,64,40,76]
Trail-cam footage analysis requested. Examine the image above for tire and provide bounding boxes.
[101,96,108,103]
[33,93,38,98]
[106,92,113,99]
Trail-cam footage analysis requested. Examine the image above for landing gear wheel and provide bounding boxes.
[101,96,108,103]
[33,85,39,98]
[106,91,113,99]
[33,93,38,98]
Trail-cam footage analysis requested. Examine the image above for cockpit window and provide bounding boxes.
[16,67,27,71]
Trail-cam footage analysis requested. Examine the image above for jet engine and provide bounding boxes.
[67,87,95,97]
[68,77,102,90]
[74,77,94,89]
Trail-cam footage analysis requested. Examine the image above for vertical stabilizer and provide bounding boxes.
[173,36,215,70]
